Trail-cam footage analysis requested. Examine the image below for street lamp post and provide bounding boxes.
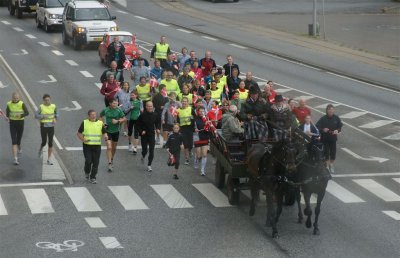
[313,0,317,36]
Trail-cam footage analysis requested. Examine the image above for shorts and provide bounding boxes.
[180,126,193,149]
[194,139,209,148]
[107,132,120,142]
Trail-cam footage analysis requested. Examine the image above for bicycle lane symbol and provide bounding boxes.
[36,240,85,252]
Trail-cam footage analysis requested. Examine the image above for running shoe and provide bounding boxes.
[329,164,335,174]
[108,163,113,172]
[133,147,137,155]
[18,149,22,155]
[90,178,97,184]
[85,174,90,180]
[184,159,190,165]
[173,174,179,180]
[147,166,152,172]
[201,170,205,176]
[155,137,160,145]
[47,160,53,165]
[194,159,199,169]
[38,148,43,158]
[123,131,128,137]
[14,158,19,165]
[128,144,133,152]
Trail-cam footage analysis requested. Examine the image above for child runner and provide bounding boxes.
[166,124,184,179]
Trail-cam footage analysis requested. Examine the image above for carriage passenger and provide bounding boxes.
[268,95,294,141]
[239,87,269,142]
[299,115,320,153]
[221,105,244,142]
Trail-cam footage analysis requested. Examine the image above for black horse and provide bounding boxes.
[296,141,332,235]
[247,139,298,238]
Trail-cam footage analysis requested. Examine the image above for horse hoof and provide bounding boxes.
[306,220,312,228]
[313,229,320,235]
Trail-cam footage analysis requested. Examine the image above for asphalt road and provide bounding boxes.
[0,2,399,257]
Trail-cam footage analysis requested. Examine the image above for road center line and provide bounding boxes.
[80,71,94,77]
[25,34,36,39]
[229,43,247,49]
[65,59,78,66]
[176,28,193,34]
[201,35,218,41]
[1,20,11,25]
[154,22,169,27]
[13,27,23,32]
[52,50,64,56]
[134,15,148,20]
[38,42,50,47]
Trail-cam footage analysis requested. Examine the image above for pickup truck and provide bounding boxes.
[9,0,39,18]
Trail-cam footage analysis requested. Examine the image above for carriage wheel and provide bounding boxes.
[227,175,240,205]
[214,161,225,189]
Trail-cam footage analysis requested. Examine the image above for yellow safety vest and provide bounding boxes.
[7,101,24,120]
[154,43,169,60]
[239,90,249,100]
[178,93,193,105]
[210,89,222,102]
[136,84,151,101]
[161,79,181,95]
[178,107,192,126]
[83,119,103,145]
[216,80,225,91]
[40,104,56,123]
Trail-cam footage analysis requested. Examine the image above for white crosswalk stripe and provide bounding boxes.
[359,120,394,129]
[326,181,365,203]
[393,178,400,184]
[22,189,55,214]
[64,187,102,212]
[340,111,367,119]
[150,184,193,208]
[108,186,149,210]
[193,183,232,207]
[382,211,400,221]
[353,179,400,202]
[99,237,123,249]
[0,194,8,215]
[382,132,400,140]
[294,95,314,101]
[85,217,107,228]
[275,88,292,93]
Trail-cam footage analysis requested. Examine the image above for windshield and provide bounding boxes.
[116,35,133,44]
[75,8,111,21]
[47,0,68,8]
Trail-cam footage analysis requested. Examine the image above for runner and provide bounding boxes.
[178,84,193,105]
[6,92,29,165]
[35,94,59,165]
[136,101,161,172]
[150,35,171,67]
[130,58,149,90]
[77,110,108,184]
[166,124,184,179]
[100,61,124,83]
[115,81,131,136]
[100,99,127,172]
[160,71,180,95]
[162,92,181,148]
[126,91,143,154]
[100,73,120,107]
[152,84,169,145]
[177,97,193,165]
[193,106,212,176]
[136,76,152,104]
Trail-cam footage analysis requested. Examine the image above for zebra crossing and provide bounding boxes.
[0,179,399,220]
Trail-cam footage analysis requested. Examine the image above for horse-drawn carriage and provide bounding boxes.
[210,128,332,238]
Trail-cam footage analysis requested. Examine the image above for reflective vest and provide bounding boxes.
[7,101,24,120]
[178,107,192,126]
[178,93,193,105]
[239,90,248,100]
[161,79,180,95]
[154,43,169,60]
[83,119,103,145]
[210,89,222,102]
[136,84,151,101]
[39,104,56,123]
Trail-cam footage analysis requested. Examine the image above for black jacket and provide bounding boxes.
[166,132,183,154]
[316,114,343,141]
[136,111,161,136]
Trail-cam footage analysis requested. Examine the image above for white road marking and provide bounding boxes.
[38,42,50,47]
[134,15,148,20]
[154,22,169,27]
[95,83,102,89]
[301,192,317,204]
[150,184,193,208]
[341,148,388,163]
[65,60,78,66]
[326,181,365,203]
[274,88,292,93]
[85,217,107,228]
[353,179,400,202]
[54,136,63,150]
[80,71,94,77]
[1,21,11,25]
[314,103,340,109]
[229,43,247,49]
[382,211,400,221]
[340,111,368,119]
[0,194,7,215]
[60,101,82,111]
[13,27,23,32]
[22,189,55,214]
[332,172,400,178]
[359,120,394,129]
[176,28,193,34]
[115,10,128,14]
[52,50,64,56]
[64,187,102,212]
[139,45,151,53]
[25,34,36,39]
[11,49,28,56]
[393,178,400,184]
[294,95,314,101]
[192,183,232,207]
[38,75,57,84]
[0,182,64,188]
[383,132,400,140]
[64,145,162,150]
[108,186,149,210]
[99,237,123,249]
[201,36,218,41]
[42,147,66,180]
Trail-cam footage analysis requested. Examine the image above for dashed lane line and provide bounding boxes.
[134,15,148,20]
[340,111,368,119]
[80,71,94,77]
[51,50,64,56]
[13,27,23,32]
[201,35,218,41]
[38,42,50,47]
[176,28,193,34]
[154,22,169,27]
[1,20,11,25]
[229,43,247,49]
[99,237,123,249]
[65,59,78,66]
[25,34,36,39]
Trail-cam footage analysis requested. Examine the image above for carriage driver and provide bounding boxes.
[268,95,295,141]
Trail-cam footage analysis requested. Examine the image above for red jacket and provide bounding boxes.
[293,106,311,124]
[199,58,216,77]
[100,81,120,101]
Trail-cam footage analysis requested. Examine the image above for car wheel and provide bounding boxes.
[62,29,69,45]
[16,4,22,19]
[44,19,50,33]
[36,15,41,28]
[9,2,15,16]
[73,36,81,50]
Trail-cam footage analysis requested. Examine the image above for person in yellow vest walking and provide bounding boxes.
[35,94,59,165]
[6,92,29,165]
[150,35,171,68]
[177,97,194,165]
[77,110,108,184]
